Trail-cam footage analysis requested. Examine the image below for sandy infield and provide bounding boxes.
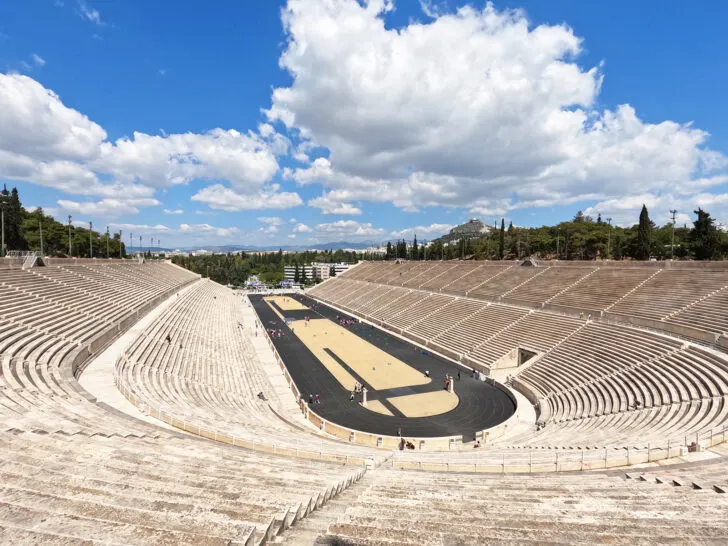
[387,390,459,417]
[264,296,309,311]
[291,318,431,391]
[363,400,394,416]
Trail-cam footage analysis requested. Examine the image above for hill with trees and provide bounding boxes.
[387,207,727,262]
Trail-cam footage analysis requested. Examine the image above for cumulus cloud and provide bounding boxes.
[308,194,362,215]
[314,220,386,240]
[180,223,240,238]
[95,129,280,190]
[584,192,728,228]
[258,216,283,225]
[292,223,312,233]
[191,184,302,211]
[163,208,184,215]
[268,0,726,217]
[0,72,301,215]
[54,197,160,218]
[390,223,455,240]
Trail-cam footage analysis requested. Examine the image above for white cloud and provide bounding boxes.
[293,223,312,233]
[289,217,297,223]
[0,73,106,162]
[584,192,728,228]
[77,1,103,25]
[95,128,280,190]
[314,220,386,240]
[390,223,454,240]
[267,0,726,216]
[31,54,46,67]
[0,72,303,215]
[259,225,279,234]
[54,197,160,218]
[109,223,171,232]
[180,223,240,238]
[158,69,166,76]
[258,216,283,225]
[308,194,362,215]
[192,184,302,211]
[163,208,184,215]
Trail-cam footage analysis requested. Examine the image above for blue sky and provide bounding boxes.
[1,0,727,248]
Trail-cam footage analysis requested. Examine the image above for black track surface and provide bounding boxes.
[249,293,516,439]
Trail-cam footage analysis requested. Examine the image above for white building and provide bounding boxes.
[283,262,352,282]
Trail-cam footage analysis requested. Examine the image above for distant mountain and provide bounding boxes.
[170,241,376,253]
[305,241,375,250]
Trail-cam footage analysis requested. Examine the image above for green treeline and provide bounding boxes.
[172,249,369,286]
[0,185,127,258]
[387,206,727,262]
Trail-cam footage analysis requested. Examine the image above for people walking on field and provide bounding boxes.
[350,391,355,402]
[315,393,321,404]
[457,370,461,381]
[309,393,313,405]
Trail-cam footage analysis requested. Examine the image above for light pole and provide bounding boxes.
[129,232,133,256]
[89,221,93,258]
[670,209,678,260]
[68,215,73,257]
[606,217,612,259]
[0,203,5,258]
[119,230,123,258]
[139,235,142,257]
[106,226,110,258]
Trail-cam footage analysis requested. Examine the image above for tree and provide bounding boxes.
[294,263,300,283]
[386,241,393,260]
[691,208,721,260]
[0,185,28,253]
[498,218,505,260]
[412,234,418,259]
[330,265,337,277]
[634,204,653,260]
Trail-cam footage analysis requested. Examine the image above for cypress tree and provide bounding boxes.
[498,218,505,259]
[635,204,653,260]
[690,208,720,260]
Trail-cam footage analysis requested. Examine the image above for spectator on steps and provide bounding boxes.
[165,333,171,344]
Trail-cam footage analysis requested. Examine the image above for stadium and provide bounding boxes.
[3,0,728,543]
[2,256,728,544]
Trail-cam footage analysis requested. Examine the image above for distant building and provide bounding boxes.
[283,262,351,282]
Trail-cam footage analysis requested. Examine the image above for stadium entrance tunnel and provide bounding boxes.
[250,294,517,443]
